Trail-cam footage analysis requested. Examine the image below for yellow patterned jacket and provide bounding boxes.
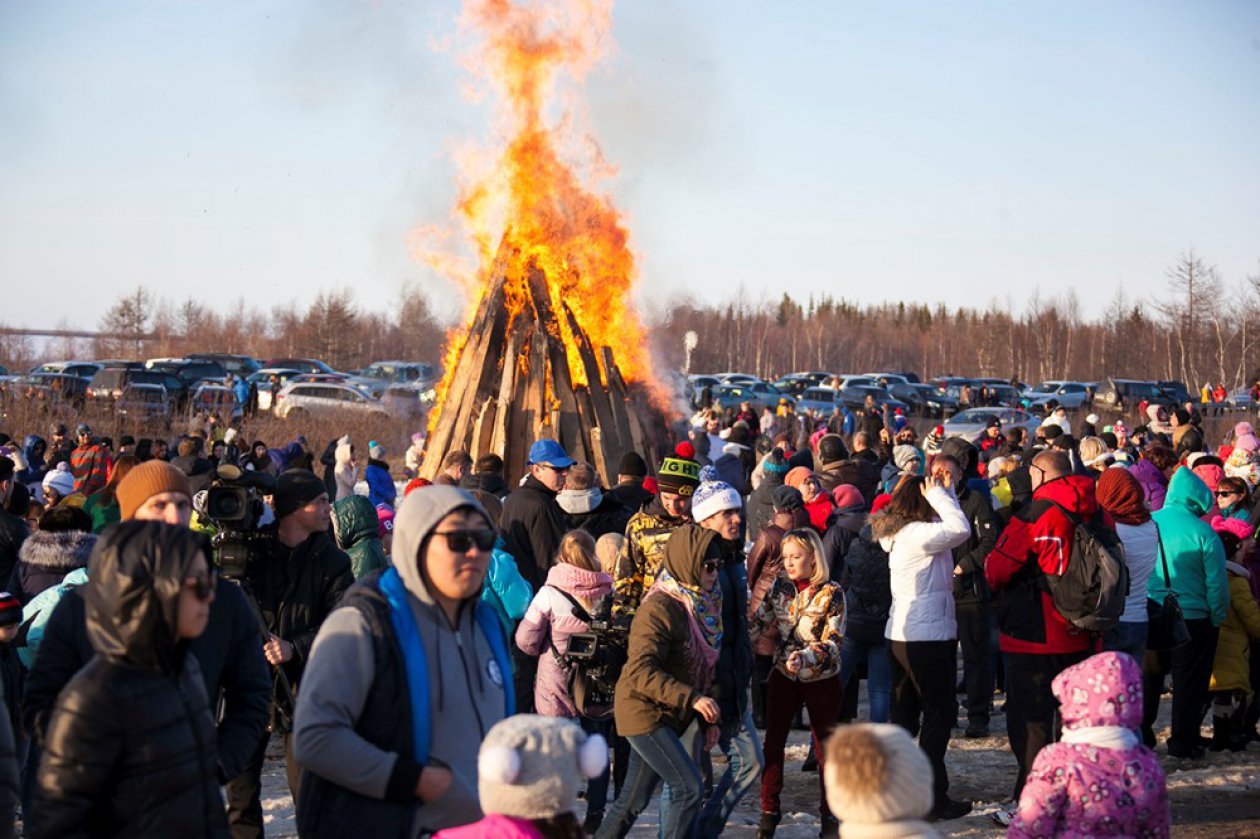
[749,578,844,682]
[612,500,693,617]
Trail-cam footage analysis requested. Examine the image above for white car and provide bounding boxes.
[1022,380,1092,410]
[274,381,389,421]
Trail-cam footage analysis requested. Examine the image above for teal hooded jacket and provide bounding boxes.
[1149,468,1229,625]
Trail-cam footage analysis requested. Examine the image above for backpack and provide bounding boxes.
[1036,501,1130,633]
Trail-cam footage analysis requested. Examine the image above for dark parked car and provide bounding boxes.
[838,385,910,415]
[146,359,228,388]
[889,383,958,417]
[186,353,261,377]
[87,367,186,411]
[263,357,337,375]
[24,373,88,409]
[1093,379,1167,413]
[1157,380,1193,407]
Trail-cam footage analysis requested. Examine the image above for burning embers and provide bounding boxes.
[414,0,668,484]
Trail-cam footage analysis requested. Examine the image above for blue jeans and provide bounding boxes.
[838,634,892,723]
[683,705,763,837]
[1104,621,1148,664]
[596,726,703,839]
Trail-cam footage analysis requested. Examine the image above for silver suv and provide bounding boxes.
[274,381,389,421]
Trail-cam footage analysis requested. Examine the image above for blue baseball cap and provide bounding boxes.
[527,439,576,468]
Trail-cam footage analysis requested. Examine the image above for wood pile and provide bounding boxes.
[418,243,668,487]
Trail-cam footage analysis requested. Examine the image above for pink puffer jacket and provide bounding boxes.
[515,562,613,717]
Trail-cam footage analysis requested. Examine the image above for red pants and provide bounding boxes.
[760,667,842,818]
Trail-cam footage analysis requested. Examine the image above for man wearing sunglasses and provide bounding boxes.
[688,478,762,838]
[22,459,272,839]
[293,486,513,836]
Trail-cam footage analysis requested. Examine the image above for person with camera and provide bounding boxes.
[514,529,614,833]
[291,485,515,837]
[230,469,352,826]
[22,459,271,838]
[596,526,724,839]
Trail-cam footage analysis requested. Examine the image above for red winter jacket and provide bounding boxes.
[984,474,1097,655]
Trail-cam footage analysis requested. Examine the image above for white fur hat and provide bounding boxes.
[824,723,935,829]
[478,715,608,821]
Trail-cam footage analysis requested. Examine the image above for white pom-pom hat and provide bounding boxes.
[477,715,608,821]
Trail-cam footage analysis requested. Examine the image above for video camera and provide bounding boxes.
[563,598,632,712]
[203,464,275,579]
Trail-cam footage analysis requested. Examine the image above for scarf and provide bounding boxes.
[1061,725,1139,751]
[644,569,721,690]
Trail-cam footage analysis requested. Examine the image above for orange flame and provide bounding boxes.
[413,0,656,421]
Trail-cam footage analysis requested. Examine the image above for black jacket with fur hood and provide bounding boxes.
[7,529,95,604]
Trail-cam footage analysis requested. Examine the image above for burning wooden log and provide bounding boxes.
[419,242,669,488]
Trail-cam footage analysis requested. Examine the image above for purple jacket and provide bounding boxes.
[515,562,613,718]
[1009,652,1170,839]
[1128,459,1168,512]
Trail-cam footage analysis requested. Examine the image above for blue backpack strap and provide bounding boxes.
[379,567,431,764]
[475,599,516,717]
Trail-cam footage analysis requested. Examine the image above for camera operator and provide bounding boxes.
[228,468,352,834]
[22,460,270,835]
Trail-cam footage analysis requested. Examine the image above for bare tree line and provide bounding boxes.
[0,251,1255,389]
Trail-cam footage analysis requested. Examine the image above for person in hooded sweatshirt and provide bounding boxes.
[29,521,228,838]
[1008,652,1170,838]
[292,485,515,838]
[1141,467,1229,758]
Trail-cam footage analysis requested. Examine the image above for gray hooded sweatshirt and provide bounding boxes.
[292,485,508,836]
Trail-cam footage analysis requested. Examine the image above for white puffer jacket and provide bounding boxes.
[872,485,971,642]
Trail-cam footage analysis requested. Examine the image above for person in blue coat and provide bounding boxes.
[365,441,397,510]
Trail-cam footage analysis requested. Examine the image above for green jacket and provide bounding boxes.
[331,495,388,580]
[1150,468,1229,625]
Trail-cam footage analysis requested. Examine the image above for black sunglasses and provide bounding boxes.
[433,529,497,553]
[1215,490,1239,498]
[701,560,721,573]
[185,568,218,601]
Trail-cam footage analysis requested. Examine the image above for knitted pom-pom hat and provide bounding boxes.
[824,723,936,832]
[478,715,607,821]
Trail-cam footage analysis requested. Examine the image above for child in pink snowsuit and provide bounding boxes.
[1009,652,1170,838]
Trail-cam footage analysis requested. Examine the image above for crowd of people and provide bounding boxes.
[0,386,1256,838]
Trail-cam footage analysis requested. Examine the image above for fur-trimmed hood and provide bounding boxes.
[869,509,919,542]
[17,528,97,571]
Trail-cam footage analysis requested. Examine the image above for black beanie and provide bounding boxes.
[618,451,647,478]
[274,469,328,520]
[771,485,804,512]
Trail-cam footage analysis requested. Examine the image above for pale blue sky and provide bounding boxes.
[2,1,1257,331]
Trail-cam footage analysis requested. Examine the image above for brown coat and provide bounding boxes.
[745,508,810,656]
[613,526,716,737]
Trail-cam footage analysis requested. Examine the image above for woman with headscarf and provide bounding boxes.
[1096,468,1159,661]
[30,521,226,838]
[597,526,723,839]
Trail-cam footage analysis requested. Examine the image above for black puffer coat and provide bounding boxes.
[839,524,892,645]
[500,474,568,591]
[30,521,229,839]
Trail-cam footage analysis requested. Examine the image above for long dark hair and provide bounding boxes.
[884,475,937,523]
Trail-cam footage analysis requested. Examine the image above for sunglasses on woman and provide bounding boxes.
[433,529,497,553]
[184,568,219,601]
[1215,490,1239,498]
[701,560,721,573]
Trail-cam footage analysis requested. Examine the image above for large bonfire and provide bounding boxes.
[413,0,668,484]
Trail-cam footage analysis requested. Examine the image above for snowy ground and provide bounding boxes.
[258,689,1260,837]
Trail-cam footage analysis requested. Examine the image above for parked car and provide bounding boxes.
[187,382,242,422]
[795,386,842,415]
[87,367,186,410]
[28,361,102,382]
[1021,380,1093,409]
[1227,387,1256,411]
[714,372,761,385]
[710,382,790,413]
[247,368,302,413]
[987,384,1025,407]
[1092,378,1167,413]
[263,357,337,375]
[943,407,1041,443]
[117,384,172,424]
[186,352,261,377]
[838,385,910,414]
[273,381,388,421]
[146,358,228,388]
[771,376,816,397]
[355,361,435,385]
[1157,380,1194,407]
[865,373,913,388]
[24,373,88,409]
[889,383,958,417]
[381,384,427,421]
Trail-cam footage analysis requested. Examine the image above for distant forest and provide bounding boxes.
[2,251,1257,389]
